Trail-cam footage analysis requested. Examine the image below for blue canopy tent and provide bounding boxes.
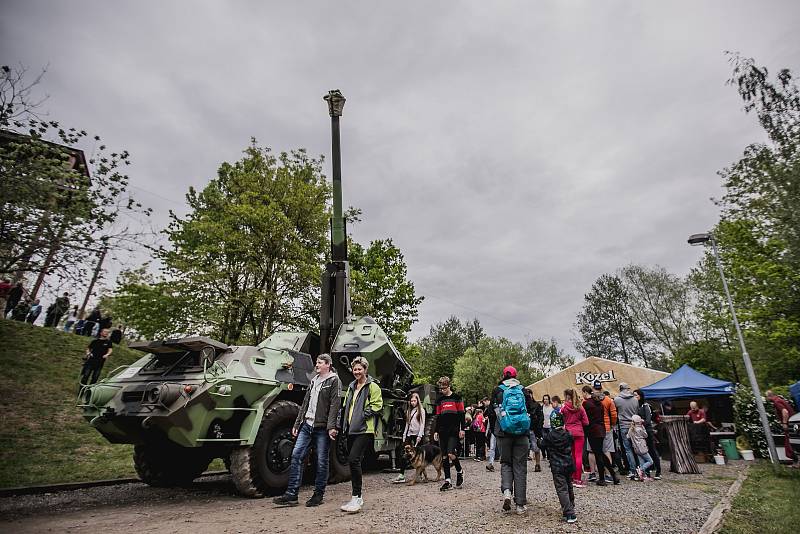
[790,381,800,408]
[640,364,734,399]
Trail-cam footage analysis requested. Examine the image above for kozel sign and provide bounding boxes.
[575,370,616,385]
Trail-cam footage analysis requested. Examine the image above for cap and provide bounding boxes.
[593,380,602,390]
[632,414,643,424]
[503,365,517,378]
[619,382,631,391]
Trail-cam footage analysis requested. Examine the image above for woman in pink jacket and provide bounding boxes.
[560,389,589,487]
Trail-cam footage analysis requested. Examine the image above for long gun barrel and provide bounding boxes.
[320,90,352,353]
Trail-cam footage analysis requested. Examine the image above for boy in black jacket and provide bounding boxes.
[541,410,577,524]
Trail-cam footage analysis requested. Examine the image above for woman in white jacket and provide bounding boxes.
[392,392,426,483]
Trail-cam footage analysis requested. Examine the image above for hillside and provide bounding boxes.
[0,319,145,487]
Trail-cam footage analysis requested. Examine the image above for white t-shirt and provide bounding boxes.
[542,405,554,428]
[304,373,330,425]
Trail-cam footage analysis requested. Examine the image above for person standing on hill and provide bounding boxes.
[433,376,465,491]
[84,307,102,336]
[63,306,79,333]
[26,299,42,324]
[80,328,113,385]
[491,365,534,515]
[5,281,24,318]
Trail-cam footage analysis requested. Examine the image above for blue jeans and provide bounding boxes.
[286,422,330,496]
[636,452,653,474]
[619,426,638,472]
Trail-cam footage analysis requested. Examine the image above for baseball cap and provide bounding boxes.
[632,414,643,424]
[503,365,517,378]
[619,382,631,391]
[592,380,602,390]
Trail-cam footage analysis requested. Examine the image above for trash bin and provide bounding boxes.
[720,439,740,460]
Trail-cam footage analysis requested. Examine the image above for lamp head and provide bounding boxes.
[324,90,346,117]
[688,232,712,246]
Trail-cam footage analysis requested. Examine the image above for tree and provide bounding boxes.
[453,337,542,404]
[573,274,649,365]
[157,142,331,345]
[416,316,470,382]
[349,238,423,350]
[526,338,574,377]
[464,318,485,349]
[0,64,149,287]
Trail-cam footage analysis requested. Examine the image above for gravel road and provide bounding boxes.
[0,459,746,533]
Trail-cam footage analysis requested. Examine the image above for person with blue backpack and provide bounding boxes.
[490,365,535,515]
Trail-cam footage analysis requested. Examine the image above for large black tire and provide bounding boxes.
[134,443,211,487]
[328,433,351,483]
[229,400,299,498]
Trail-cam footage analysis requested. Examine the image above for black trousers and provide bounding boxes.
[474,432,486,460]
[347,433,372,497]
[80,360,104,385]
[646,432,661,476]
[588,435,616,481]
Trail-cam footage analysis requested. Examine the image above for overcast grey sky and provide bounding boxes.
[3,1,799,352]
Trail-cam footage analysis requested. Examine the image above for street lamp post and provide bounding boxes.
[688,232,780,464]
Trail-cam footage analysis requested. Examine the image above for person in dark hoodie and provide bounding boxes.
[614,382,640,478]
[581,385,619,485]
[338,356,382,513]
[491,366,535,515]
[273,353,341,508]
[542,410,577,524]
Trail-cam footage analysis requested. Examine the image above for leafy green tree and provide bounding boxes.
[574,274,649,365]
[464,317,485,349]
[453,337,542,404]
[0,64,149,281]
[158,142,331,345]
[526,338,574,376]
[416,316,469,382]
[349,238,423,350]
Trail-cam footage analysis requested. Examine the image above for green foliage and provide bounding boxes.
[733,386,778,458]
[526,337,574,376]
[153,142,331,345]
[674,339,742,384]
[453,336,543,404]
[349,238,423,350]
[0,318,146,486]
[416,316,484,383]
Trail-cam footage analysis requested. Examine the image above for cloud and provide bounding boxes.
[2,0,798,352]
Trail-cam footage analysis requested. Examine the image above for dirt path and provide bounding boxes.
[0,460,746,533]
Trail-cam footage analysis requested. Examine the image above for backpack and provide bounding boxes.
[499,384,531,435]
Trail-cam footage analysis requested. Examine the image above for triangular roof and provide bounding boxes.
[639,364,734,399]
[527,356,670,400]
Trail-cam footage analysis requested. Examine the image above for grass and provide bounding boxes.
[718,462,800,534]
[0,319,145,488]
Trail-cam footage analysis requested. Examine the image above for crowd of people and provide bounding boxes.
[269,358,677,524]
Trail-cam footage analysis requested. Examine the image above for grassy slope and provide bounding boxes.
[719,462,800,533]
[0,318,145,487]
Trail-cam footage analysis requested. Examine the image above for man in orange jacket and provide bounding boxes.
[595,381,617,468]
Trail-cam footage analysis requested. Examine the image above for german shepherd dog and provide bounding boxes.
[403,442,443,485]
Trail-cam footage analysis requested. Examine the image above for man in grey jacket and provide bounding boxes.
[274,353,341,507]
[613,382,640,477]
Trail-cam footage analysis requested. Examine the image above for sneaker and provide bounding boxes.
[604,475,614,483]
[485,464,495,472]
[534,464,541,472]
[587,472,597,482]
[440,480,453,491]
[596,479,607,486]
[305,492,323,507]
[273,493,299,506]
[502,489,512,511]
[654,474,662,480]
[473,457,483,462]
[340,496,363,513]
[572,481,587,488]
[627,472,636,480]
[566,515,578,524]
[456,470,464,488]
[636,467,644,481]
[391,474,406,484]
[515,504,527,515]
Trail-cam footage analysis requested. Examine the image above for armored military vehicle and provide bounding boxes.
[78,90,418,497]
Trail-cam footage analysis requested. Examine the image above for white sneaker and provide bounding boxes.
[391,474,406,484]
[340,496,363,513]
[515,505,527,515]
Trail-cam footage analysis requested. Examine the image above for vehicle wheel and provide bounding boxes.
[134,442,211,487]
[229,400,298,498]
[223,454,231,472]
[328,433,351,483]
